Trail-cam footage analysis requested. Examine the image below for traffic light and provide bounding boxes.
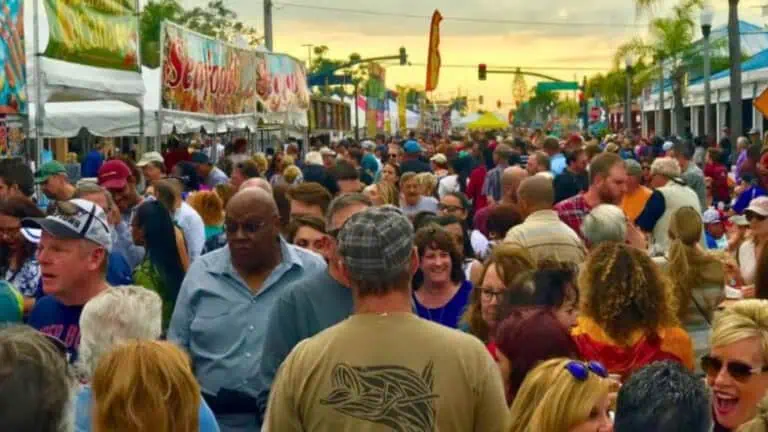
[399,47,407,65]
[497,100,502,109]
[479,95,484,105]
[479,64,487,81]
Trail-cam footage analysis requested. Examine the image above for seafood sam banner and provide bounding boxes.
[42,0,140,71]
[1,0,26,114]
[161,22,258,116]
[255,53,310,114]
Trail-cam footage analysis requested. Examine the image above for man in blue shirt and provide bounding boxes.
[255,193,372,424]
[24,199,112,362]
[168,188,325,432]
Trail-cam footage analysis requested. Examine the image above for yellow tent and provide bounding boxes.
[466,112,509,131]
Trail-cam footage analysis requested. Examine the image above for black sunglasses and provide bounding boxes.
[701,355,768,382]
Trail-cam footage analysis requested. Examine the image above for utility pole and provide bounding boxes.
[302,44,314,68]
[264,0,274,51]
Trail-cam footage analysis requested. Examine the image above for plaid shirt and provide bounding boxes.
[554,194,592,241]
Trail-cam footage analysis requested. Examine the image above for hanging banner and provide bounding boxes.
[425,9,442,92]
[161,22,259,116]
[256,53,310,113]
[1,0,26,114]
[366,63,386,137]
[397,86,407,134]
[41,0,140,71]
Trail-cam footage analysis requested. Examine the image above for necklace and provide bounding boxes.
[425,305,446,324]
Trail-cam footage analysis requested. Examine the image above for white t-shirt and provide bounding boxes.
[174,202,206,262]
[739,239,758,285]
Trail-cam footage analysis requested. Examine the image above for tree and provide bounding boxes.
[308,46,370,98]
[512,69,528,107]
[140,0,183,68]
[615,0,703,135]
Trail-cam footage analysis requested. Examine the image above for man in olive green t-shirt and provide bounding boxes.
[265,206,508,432]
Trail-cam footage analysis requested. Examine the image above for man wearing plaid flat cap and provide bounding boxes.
[265,206,508,431]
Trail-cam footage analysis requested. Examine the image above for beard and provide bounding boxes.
[598,186,621,205]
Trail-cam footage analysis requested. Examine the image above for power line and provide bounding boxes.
[273,1,648,29]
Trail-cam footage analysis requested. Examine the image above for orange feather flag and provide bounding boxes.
[425,10,442,92]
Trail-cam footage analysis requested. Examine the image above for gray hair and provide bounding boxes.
[74,182,115,212]
[76,286,162,379]
[582,204,627,247]
[0,325,76,432]
[650,157,681,178]
[624,159,643,178]
[326,193,373,226]
[304,151,324,166]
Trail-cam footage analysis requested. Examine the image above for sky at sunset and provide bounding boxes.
[182,0,768,108]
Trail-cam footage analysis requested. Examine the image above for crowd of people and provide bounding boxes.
[4,128,768,431]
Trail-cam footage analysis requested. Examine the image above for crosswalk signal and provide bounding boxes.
[479,95,484,105]
[479,64,487,81]
[399,47,407,65]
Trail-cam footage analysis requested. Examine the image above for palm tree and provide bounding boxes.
[616,0,703,135]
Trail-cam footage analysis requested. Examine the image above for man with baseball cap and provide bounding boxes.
[97,159,143,226]
[191,152,229,188]
[136,151,167,186]
[35,160,76,208]
[23,199,111,362]
[399,139,431,174]
[702,208,727,251]
[265,206,508,431]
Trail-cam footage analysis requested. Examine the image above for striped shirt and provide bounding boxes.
[503,210,586,264]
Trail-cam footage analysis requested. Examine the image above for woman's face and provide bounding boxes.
[747,212,768,238]
[568,393,613,432]
[708,337,768,430]
[553,284,580,329]
[438,195,467,221]
[420,246,452,284]
[293,226,328,259]
[480,263,505,328]
[364,185,383,206]
[443,223,464,258]
[381,164,398,185]
[0,215,22,249]
[130,220,145,247]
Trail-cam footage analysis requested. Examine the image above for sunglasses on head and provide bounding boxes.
[701,355,768,381]
[746,211,767,222]
[564,360,608,381]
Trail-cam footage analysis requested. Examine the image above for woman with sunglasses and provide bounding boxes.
[460,245,535,356]
[524,358,614,432]
[738,197,768,291]
[0,196,44,313]
[412,225,472,329]
[572,242,694,380]
[703,300,768,431]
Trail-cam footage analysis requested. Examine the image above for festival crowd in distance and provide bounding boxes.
[5,128,768,431]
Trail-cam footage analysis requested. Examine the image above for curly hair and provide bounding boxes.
[186,191,224,227]
[461,244,536,342]
[579,242,679,344]
[412,224,465,290]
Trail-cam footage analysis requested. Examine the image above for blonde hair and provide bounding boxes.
[667,206,724,321]
[509,358,570,432]
[526,358,613,432]
[92,340,200,432]
[283,165,302,184]
[415,172,438,196]
[738,395,768,432]
[252,153,268,174]
[376,182,399,206]
[711,300,768,363]
[186,191,225,227]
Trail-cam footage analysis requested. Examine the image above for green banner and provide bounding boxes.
[42,0,140,71]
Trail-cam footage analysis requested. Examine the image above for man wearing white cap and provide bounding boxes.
[702,208,727,251]
[136,151,167,186]
[23,199,112,362]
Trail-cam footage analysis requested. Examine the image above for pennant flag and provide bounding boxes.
[425,10,443,92]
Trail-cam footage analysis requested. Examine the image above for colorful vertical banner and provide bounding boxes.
[0,0,26,114]
[366,63,386,136]
[162,23,259,115]
[397,86,407,134]
[425,9,442,92]
[255,53,310,113]
[42,0,140,71]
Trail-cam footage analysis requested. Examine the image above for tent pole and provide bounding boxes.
[32,0,43,167]
[139,105,145,156]
[157,21,167,152]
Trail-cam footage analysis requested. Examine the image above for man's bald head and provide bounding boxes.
[502,166,528,202]
[228,187,278,217]
[517,175,554,211]
[239,177,273,194]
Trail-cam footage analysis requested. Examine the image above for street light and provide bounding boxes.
[625,54,633,134]
[701,6,714,139]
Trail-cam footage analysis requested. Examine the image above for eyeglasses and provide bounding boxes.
[224,220,268,236]
[388,153,399,158]
[701,355,768,382]
[438,204,464,213]
[564,360,609,381]
[480,288,504,301]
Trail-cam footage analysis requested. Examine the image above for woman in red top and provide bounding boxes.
[466,141,489,211]
[705,147,730,206]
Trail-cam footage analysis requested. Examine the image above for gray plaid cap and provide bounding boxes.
[338,205,414,282]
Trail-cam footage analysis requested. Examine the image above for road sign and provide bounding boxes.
[536,82,579,92]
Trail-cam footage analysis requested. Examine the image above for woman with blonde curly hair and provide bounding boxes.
[704,300,768,431]
[363,182,399,206]
[523,358,614,432]
[572,242,694,380]
[92,340,202,432]
[415,171,438,197]
[251,153,269,176]
[460,244,535,351]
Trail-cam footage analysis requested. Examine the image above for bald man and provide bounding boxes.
[168,188,327,432]
[473,166,528,236]
[240,177,273,193]
[504,175,586,264]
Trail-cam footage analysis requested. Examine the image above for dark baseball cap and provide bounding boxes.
[190,152,211,165]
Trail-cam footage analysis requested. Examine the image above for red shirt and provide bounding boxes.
[163,149,191,173]
[467,165,489,211]
[704,162,729,202]
[554,193,592,241]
